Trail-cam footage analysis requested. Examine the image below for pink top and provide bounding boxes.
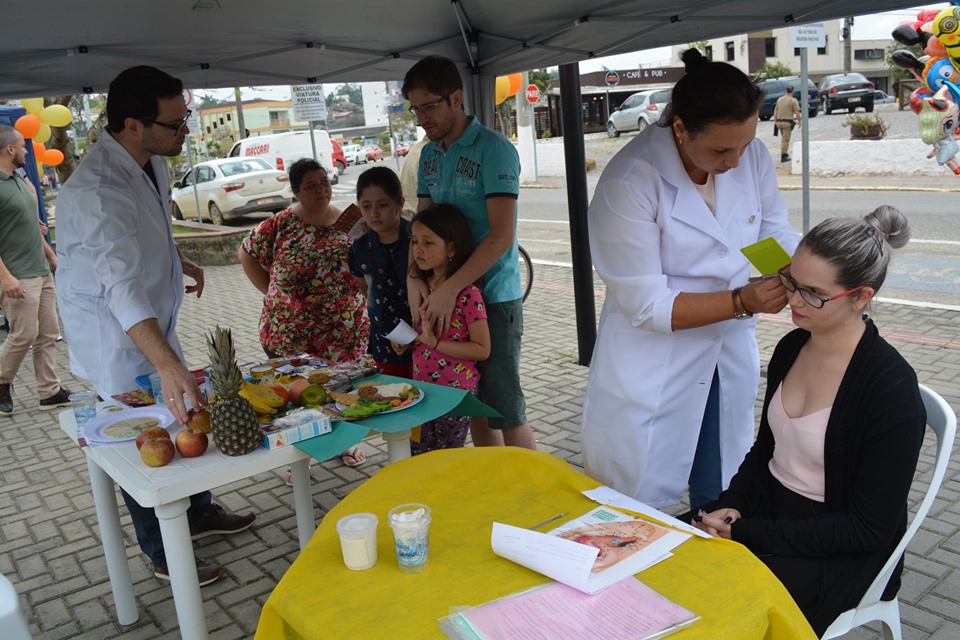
[767,383,830,502]
[412,285,486,392]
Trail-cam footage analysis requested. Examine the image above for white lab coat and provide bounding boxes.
[581,124,799,508]
[55,133,185,398]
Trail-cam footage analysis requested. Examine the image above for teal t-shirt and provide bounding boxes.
[417,117,521,303]
[0,171,49,279]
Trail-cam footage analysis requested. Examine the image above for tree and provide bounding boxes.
[336,83,363,106]
[755,61,795,79]
[528,68,555,94]
[688,40,711,59]
[197,93,227,109]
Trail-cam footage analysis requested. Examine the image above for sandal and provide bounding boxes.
[284,459,317,486]
[340,447,366,468]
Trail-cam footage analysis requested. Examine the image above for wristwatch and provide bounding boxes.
[731,287,753,319]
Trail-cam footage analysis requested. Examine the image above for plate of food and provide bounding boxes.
[82,406,176,444]
[330,382,424,419]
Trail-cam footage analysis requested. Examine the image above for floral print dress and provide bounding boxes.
[242,208,369,362]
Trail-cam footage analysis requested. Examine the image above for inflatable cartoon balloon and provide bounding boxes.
[918,85,960,174]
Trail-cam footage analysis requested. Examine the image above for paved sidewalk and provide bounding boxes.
[1,262,957,638]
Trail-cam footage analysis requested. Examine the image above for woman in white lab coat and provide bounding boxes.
[581,49,800,511]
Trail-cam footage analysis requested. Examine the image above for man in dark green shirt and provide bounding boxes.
[0,124,70,415]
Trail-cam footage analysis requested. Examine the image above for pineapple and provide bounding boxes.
[205,326,261,456]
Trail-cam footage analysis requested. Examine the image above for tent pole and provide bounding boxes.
[558,62,596,366]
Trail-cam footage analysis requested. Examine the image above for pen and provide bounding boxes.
[528,513,565,530]
[748,274,779,282]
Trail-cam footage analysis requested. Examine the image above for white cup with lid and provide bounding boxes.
[336,513,379,571]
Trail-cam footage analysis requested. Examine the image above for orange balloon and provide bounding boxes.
[507,73,523,97]
[32,141,46,158]
[15,114,41,139]
[42,149,64,166]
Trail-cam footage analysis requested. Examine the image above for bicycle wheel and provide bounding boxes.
[517,244,534,303]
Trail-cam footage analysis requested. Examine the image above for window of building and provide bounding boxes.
[818,36,828,55]
[765,37,776,57]
[219,117,224,125]
[226,113,232,121]
[793,47,801,57]
[854,48,885,60]
[704,45,713,60]
[725,41,735,62]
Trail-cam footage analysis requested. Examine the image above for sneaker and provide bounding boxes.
[0,383,12,416]
[189,503,256,540]
[152,556,224,587]
[781,154,791,163]
[38,387,73,410]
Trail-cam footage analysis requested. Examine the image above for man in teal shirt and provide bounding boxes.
[0,125,70,416]
[403,55,536,450]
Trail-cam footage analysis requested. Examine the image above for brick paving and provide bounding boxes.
[1,258,958,639]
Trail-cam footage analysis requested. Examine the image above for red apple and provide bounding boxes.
[175,427,209,458]
[186,409,212,434]
[140,437,175,467]
[136,426,171,451]
[287,378,310,405]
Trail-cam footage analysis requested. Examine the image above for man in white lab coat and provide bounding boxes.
[56,66,254,586]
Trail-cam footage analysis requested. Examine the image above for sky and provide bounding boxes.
[195,5,939,103]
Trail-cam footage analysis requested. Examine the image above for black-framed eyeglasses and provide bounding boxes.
[778,267,865,309]
[408,93,451,119]
[145,109,192,134]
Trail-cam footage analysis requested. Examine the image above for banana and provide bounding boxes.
[241,379,287,410]
[239,385,278,415]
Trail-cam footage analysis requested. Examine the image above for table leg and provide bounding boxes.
[154,499,208,640]
[381,429,412,464]
[289,457,315,550]
[85,455,139,626]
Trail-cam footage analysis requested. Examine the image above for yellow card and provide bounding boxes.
[740,237,792,275]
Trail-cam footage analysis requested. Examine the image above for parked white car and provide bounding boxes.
[606,88,672,138]
[874,90,896,104]
[341,144,368,166]
[171,157,293,224]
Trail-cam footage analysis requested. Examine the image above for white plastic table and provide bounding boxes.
[59,408,315,640]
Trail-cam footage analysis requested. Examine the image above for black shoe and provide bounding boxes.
[781,154,791,163]
[189,503,256,540]
[152,556,224,587]
[0,383,12,416]
[38,387,72,410]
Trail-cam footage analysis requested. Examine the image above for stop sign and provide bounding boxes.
[525,84,541,104]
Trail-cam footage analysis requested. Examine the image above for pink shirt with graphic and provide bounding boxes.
[412,285,486,392]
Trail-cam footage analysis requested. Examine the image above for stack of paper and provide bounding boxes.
[491,506,691,595]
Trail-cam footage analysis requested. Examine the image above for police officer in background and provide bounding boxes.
[774,85,801,163]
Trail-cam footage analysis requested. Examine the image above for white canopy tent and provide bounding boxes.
[1,0,920,361]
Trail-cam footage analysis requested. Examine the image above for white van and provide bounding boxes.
[228,130,338,183]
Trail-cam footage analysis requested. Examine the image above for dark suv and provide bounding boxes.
[757,77,819,120]
[818,73,875,114]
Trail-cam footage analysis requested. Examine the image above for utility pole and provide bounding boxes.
[233,87,246,139]
[842,17,853,74]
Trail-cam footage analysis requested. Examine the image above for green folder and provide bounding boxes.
[294,375,501,462]
[740,237,792,275]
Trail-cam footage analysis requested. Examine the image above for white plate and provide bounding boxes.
[82,406,176,443]
[334,385,425,415]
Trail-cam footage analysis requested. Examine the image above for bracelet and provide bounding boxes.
[732,287,753,319]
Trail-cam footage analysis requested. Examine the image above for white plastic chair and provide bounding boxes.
[821,384,957,640]
[0,573,32,640]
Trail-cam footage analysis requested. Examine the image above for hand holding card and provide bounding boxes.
[740,237,792,275]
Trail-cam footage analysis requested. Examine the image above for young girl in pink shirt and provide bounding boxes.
[393,203,490,455]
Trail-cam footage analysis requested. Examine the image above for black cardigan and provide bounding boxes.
[721,318,926,562]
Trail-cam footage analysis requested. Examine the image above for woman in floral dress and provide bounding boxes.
[239,158,369,363]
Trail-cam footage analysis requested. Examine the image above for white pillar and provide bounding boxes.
[517,71,538,184]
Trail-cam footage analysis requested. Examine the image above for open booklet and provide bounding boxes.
[491,506,691,595]
[439,577,699,640]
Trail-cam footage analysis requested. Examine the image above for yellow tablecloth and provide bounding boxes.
[256,448,816,639]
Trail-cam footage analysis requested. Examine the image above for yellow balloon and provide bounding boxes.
[34,123,52,144]
[39,104,72,127]
[21,98,44,114]
[495,76,510,105]
[36,161,44,174]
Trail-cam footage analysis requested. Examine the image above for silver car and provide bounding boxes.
[171,157,293,225]
[606,88,672,138]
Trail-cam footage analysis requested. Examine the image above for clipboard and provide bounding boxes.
[740,237,792,275]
